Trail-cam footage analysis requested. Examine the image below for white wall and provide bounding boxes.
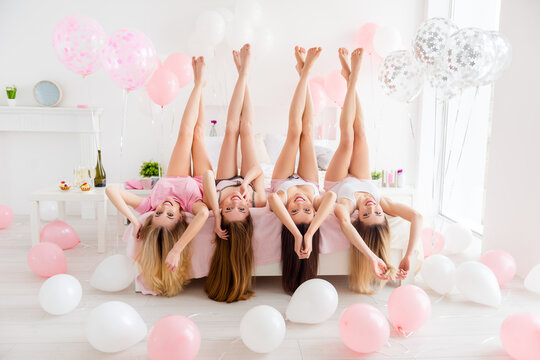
[482,0,540,277]
[0,0,426,213]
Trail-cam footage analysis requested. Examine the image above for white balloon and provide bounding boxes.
[456,261,501,307]
[240,305,286,353]
[187,33,215,60]
[524,264,540,294]
[421,254,456,295]
[86,301,147,353]
[39,274,82,315]
[90,254,137,292]
[216,7,234,24]
[196,11,226,47]
[226,19,254,49]
[444,223,474,254]
[286,279,338,324]
[40,201,58,221]
[373,26,402,57]
[253,27,274,58]
[235,0,263,24]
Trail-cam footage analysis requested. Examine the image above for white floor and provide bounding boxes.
[1,215,536,359]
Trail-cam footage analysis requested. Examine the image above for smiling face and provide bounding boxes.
[221,192,249,222]
[287,193,315,224]
[357,195,385,226]
[153,197,182,229]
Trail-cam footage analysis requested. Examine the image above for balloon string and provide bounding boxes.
[217,337,242,360]
[159,107,165,178]
[120,89,129,155]
[430,89,439,233]
[448,86,479,198]
[407,110,415,141]
[443,90,463,178]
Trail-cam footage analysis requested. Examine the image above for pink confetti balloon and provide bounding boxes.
[40,220,80,250]
[52,15,105,76]
[146,68,180,108]
[163,53,194,88]
[27,243,67,278]
[0,205,14,229]
[147,315,200,360]
[101,29,158,91]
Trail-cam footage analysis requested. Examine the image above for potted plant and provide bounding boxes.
[139,160,162,189]
[371,170,382,187]
[6,86,16,106]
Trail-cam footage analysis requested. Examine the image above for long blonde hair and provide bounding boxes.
[136,214,190,297]
[349,217,395,294]
[204,215,254,303]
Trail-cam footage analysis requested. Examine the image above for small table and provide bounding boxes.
[30,186,109,253]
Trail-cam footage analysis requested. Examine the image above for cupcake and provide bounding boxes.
[80,182,91,191]
[59,181,71,191]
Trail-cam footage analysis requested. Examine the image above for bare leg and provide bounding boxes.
[167,56,205,176]
[272,46,321,180]
[347,48,371,180]
[324,48,356,182]
[192,94,213,177]
[297,84,319,184]
[217,45,251,179]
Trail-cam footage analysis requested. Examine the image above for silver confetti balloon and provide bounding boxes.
[479,31,512,85]
[378,50,424,102]
[429,67,460,101]
[413,17,458,71]
[443,28,496,88]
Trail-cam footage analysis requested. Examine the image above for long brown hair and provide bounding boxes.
[349,217,395,294]
[281,223,320,295]
[136,214,190,297]
[204,214,254,303]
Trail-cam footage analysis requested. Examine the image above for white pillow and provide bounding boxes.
[254,133,271,164]
[264,133,286,164]
[204,136,224,170]
[315,144,335,170]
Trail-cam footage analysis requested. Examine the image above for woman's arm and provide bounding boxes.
[240,165,267,207]
[202,170,228,239]
[165,201,210,272]
[268,192,304,257]
[334,203,390,279]
[302,191,337,258]
[380,196,423,278]
[105,186,144,238]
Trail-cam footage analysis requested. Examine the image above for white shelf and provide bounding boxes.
[0,106,103,133]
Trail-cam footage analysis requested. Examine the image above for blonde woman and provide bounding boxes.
[202,44,267,302]
[268,46,337,295]
[324,48,423,294]
[106,56,212,296]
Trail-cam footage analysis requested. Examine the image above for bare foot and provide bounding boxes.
[350,48,363,78]
[239,43,251,73]
[302,47,322,75]
[194,56,206,87]
[232,50,241,73]
[294,46,306,76]
[338,48,351,81]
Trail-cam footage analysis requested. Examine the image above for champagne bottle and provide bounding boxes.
[94,149,107,187]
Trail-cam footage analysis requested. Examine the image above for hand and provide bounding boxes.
[397,256,411,280]
[370,255,390,280]
[301,232,313,259]
[294,233,304,259]
[213,212,228,240]
[132,221,142,241]
[238,183,249,200]
[165,247,182,272]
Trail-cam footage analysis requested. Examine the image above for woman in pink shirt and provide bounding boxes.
[106,56,212,296]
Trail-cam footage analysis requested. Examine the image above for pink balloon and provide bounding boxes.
[324,70,347,107]
[147,315,200,360]
[309,79,328,115]
[311,75,326,88]
[40,220,80,250]
[388,285,431,335]
[0,205,14,229]
[480,250,516,287]
[163,53,194,88]
[146,68,180,108]
[500,312,540,360]
[101,29,158,91]
[27,243,66,278]
[421,228,445,258]
[355,22,381,59]
[52,15,105,76]
[339,303,389,353]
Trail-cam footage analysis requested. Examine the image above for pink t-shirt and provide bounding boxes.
[135,176,204,215]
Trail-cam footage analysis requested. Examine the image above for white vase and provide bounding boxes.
[7,99,16,106]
